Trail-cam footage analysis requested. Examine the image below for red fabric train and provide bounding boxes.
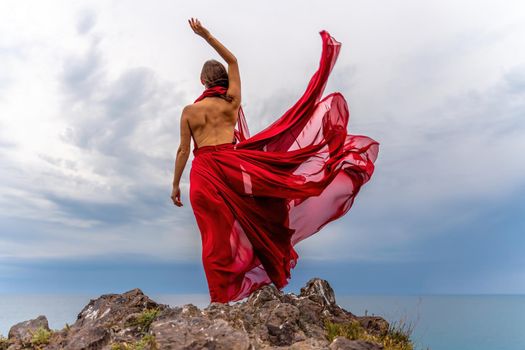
[189,30,380,303]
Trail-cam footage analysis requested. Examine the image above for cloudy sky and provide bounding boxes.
[1,0,524,297]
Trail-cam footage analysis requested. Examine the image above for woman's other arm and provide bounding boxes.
[171,106,192,207]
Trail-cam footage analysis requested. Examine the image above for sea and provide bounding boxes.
[0,294,523,350]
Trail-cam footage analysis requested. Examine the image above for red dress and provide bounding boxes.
[189,30,379,303]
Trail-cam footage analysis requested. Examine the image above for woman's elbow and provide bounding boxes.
[177,146,190,156]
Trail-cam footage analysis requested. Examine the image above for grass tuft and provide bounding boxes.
[110,334,158,350]
[125,307,161,334]
[31,326,53,346]
[325,319,365,342]
[324,317,415,350]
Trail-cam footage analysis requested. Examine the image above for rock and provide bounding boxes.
[62,326,109,350]
[329,337,384,350]
[7,315,50,348]
[2,278,409,350]
[248,284,283,308]
[266,303,302,345]
[289,337,331,349]
[46,287,169,350]
[300,278,337,307]
[151,317,251,350]
[356,316,390,337]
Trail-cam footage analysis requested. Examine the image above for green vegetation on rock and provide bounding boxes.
[29,326,53,349]
[125,307,160,334]
[0,335,9,350]
[324,317,415,350]
[110,334,158,350]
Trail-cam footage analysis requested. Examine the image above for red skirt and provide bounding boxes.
[189,31,379,303]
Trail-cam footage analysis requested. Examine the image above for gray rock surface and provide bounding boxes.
[3,278,391,350]
[6,315,50,349]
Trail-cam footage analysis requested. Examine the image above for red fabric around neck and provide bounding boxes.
[194,85,229,103]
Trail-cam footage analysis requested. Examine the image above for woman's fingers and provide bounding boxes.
[172,196,182,207]
[188,17,207,38]
[189,17,200,34]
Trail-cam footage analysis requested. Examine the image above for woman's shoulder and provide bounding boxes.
[192,95,239,112]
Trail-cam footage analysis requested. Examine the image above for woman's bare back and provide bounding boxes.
[186,96,239,148]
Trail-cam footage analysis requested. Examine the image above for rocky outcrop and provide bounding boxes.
[3,278,400,350]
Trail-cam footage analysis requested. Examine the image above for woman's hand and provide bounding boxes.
[188,17,211,40]
[171,185,183,207]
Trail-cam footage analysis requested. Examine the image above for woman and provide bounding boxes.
[171,18,380,304]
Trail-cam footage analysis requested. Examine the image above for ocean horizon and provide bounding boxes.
[1,293,523,350]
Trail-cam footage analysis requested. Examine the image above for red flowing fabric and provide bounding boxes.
[189,30,380,303]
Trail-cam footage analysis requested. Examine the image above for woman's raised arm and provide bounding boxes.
[188,18,241,104]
